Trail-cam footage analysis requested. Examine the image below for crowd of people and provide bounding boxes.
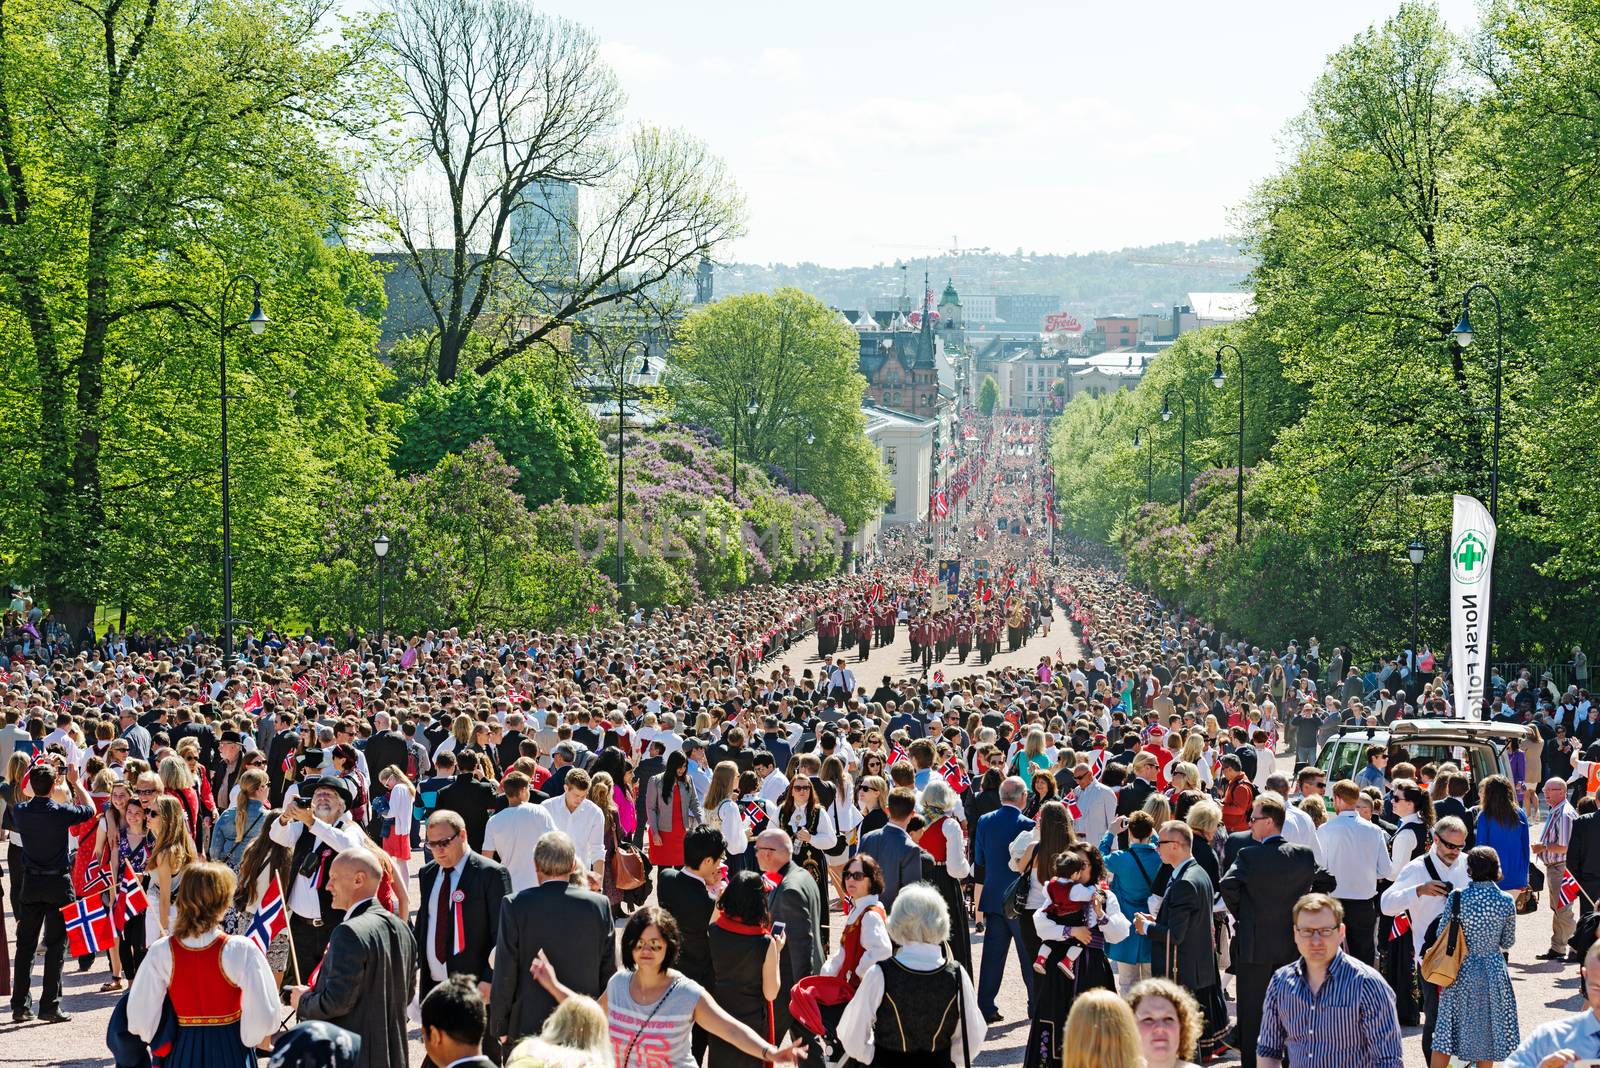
[1,413,1595,1068]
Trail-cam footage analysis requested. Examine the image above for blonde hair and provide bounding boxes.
[703,761,738,811]
[587,772,617,816]
[505,995,612,1068]
[1186,798,1223,836]
[1141,793,1171,827]
[1128,978,1203,1060]
[157,754,194,792]
[150,794,197,871]
[451,713,473,748]
[1061,989,1142,1068]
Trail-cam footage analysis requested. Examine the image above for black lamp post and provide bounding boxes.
[218,274,268,664]
[1452,284,1505,519]
[616,346,650,602]
[1408,533,1425,677]
[732,396,757,500]
[1160,389,1189,520]
[1132,426,1153,502]
[373,534,390,633]
[1211,343,1246,543]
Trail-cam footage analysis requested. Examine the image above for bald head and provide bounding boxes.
[755,829,792,874]
[328,847,383,910]
[1545,778,1570,805]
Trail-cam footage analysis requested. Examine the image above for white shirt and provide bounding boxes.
[714,798,748,858]
[387,783,414,838]
[541,795,605,869]
[483,802,558,893]
[785,806,838,852]
[268,814,365,920]
[1380,847,1471,960]
[42,727,82,768]
[935,818,972,879]
[1279,801,1326,865]
[128,930,278,1047]
[1072,780,1118,843]
[759,769,790,804]
[821,895,892,980]
[838,943,986,1066]
[425,863,466,981]
[1316,809,1391,900]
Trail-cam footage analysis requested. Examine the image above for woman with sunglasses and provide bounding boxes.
[789,855,891,1059]
[778,774,837,951]
[1380,778,1435,1027]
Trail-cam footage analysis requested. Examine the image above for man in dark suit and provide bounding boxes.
[420,975,497,1068]
[362,712,409,783]
[435,759,504,852]
[857,787,924,908]
[761,719,793,771]
[291,848,419,1068]
[886,700,924,740]
[973,777,1035,1024]
[757,828,823,1052]
[1219,795,1336,1068]
[658,826,725,1060]
[490,831,616,1050]
[1137,821,1223,1046]
[414,811,512,1062]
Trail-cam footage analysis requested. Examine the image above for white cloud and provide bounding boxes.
[597,40,676,83]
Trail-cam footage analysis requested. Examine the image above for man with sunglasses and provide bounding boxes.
[1380,814,1471,1062]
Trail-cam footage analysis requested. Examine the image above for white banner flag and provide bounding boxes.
[1449,493,1497,720]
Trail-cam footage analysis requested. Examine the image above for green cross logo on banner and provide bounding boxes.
[1452,530,1489,583]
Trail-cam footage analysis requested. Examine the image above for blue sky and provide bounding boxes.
[533,1,1482,267]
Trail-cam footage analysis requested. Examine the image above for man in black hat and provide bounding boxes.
[212,728,246,806]
[269,774,365,979]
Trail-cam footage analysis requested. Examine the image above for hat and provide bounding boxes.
[269,1021,362,1068]
[220,730,243,744]
[305,775,354,807]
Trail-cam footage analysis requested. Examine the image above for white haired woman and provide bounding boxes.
[917,778,974,973]
[838,884,986,1067]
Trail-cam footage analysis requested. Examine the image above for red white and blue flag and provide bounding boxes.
[241,687,264,715]
[62,897,113,957]
[1556,868,1584,911]
[940,757,970,794]
[887,743,908,767]
[114,862,149,936]
[1066,791,1083,822]
[1388,912,1412,941]
[82,856,113,898]
[245,874,287,955]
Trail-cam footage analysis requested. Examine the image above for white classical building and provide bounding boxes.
[862,402,937,531]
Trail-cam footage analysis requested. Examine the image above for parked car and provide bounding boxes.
[1314,718,1533,785]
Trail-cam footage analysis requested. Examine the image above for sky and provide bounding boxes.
[531,1,1483,268]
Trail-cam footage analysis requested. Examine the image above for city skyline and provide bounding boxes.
[535,0,1481,267]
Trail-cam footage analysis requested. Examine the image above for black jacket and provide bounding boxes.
[414,851,512,987]
[489,880,616,1046]
[435,774,504,852]
[299,900,418,1068]
[1568,812,1600,896]
[657,868,717,985]
[1220,836,1336,969]
[1148,857,1219,990]
[363,730,409,782]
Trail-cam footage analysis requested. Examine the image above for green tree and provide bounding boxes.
[665,288,890,533]
[0,0,388,632]
[978,376,999,416]
[393,363,609,508]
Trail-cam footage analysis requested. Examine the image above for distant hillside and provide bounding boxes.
[715,239,1254,318]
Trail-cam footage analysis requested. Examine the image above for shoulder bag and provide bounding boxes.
[1419,888,1466,988]
[610,813,646,891]
[1003,845,1034,920]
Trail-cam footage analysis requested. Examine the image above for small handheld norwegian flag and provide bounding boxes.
[1066,791,1083,822]
[241,687,264,715]
[62,897,113,957]
[1556,868,1584,911]
[887,743,908,767]
[245,873,288,955]
[82,856,113,898]
[1388,912,1412,941]
[113,861,149,937]
[940,757,970,794]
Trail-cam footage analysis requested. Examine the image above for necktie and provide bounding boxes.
[435,868,455,962]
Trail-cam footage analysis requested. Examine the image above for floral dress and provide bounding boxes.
[1432,880,1519,1062]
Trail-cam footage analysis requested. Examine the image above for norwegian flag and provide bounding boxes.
[1556,868,1584,911]
[741,800,771,833]
[82,856,112,898]
[1087,749,1106,777]
[291,675,311,699]
[245,874,287,955]
[338,661,353,678]
[113,862,149,936]
[940,757,970,794]
[241,687,263,715]
[1388,912,1412,941]
[932,669,945,685]
[887,743,909,766]
[934,490,950,519]
[62,897,113,957]
[1066,791,1083,822]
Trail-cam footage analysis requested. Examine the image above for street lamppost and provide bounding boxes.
[1160,388,1189,521]
[218,274,268,665]
[1408,533,1425,679]
[615,345,651,602]
[732,396,757,500]
[1211,343,1246,544]
[373,534,390,633]
[1452,284,1505,519]
[1132,426,1153,502]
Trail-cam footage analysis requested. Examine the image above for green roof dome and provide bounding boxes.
[940,279,961,306]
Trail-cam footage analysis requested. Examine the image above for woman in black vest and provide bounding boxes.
[836,883,984,1067]
[706,872,782,1068]
[1381,779,1435,1026]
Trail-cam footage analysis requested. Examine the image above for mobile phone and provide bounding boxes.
[770,921,786,939]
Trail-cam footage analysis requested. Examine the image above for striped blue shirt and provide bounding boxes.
[1256,950,1403,1068]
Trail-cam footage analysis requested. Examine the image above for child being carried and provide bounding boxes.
[1034,848,1098,978]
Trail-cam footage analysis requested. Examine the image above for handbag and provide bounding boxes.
[1003,846,1034,920]
[612,844,646,891]
[1419,889,1466,988]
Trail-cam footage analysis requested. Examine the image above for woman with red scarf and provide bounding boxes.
[706,871,784,1068]
[787,855,892,1057]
